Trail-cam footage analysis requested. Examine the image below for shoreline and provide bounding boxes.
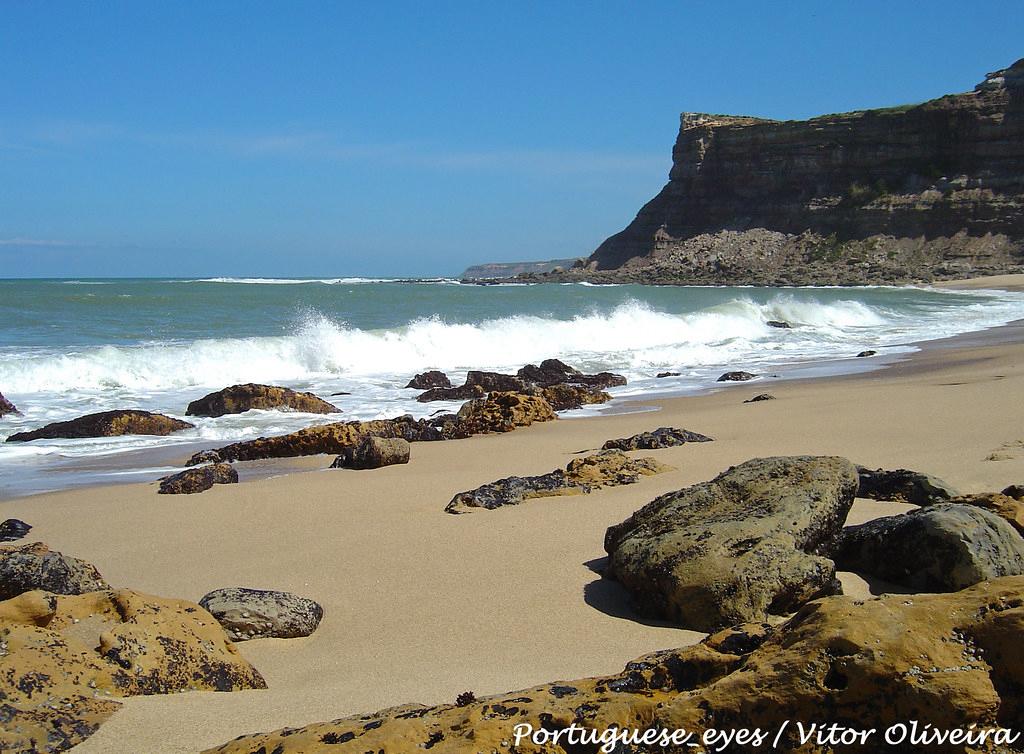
[2,274,1024,753]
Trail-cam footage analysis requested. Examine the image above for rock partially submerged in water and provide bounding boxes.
[199,587,324,641]
[856,465,960,505]
[0,588,266,753]
[416,360,626,403]
[716,370,757,382]
[159,464,239,494]
[404,370,452,390]
[602,426,713,450]
[515,358,627,390]
[6,410,194,442]
[0,391,19,417]
[446,449,672,513]
[856,349,878,357]
[454,391,556,434]
[201,576,1024,754]
[766,319,791,328]
[185,383,340,417]
[0,518,31,542]
[416,383,486,402]
[0,542,109,600]
[331,436,410,469]
[604,456,857,631]
[835,504,1024,591]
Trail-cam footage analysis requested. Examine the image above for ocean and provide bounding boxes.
[3,277,1024,497]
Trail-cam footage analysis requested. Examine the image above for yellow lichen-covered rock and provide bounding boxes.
[203,578,1024,754]
[455,391,556,434]
[0,589,266,753]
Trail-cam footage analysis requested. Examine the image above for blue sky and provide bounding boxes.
[2,2,1022,278]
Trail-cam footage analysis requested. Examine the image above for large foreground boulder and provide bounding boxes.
[331,436,410,469]
[835,504,1024,591]
[0,391,19,417]
[602,426,713,450]
[0,542,109,600]
[0,588,266,753]
[856,465,960,505]
[185,383,340,417]
[455,391,556,434]
[159,463,239,494]
[202,577,1024,754]
[6,410,194,442]
[604,456,858,631]
[446,449,672,513]
[199,587,324,641]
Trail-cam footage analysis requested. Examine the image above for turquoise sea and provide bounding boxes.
[3,277,1024,497]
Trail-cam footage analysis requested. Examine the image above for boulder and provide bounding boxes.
[0,519,31,542]
[856,465,960,505]
[331,436,411,470]
[835,504,1024,591]
[604,456,858,631]
[602,426,713,450]
[201,577,1024,754]
[515,358,626,389]
[405,370,452,390]
[0,542,109,600]
[185,383,340,417]
[158,464,239,494]
[538,383,610,411]
[446,449,672,513]
[465,370,527,392]
[454,392,556,434]
[1003,483,1024,500]
[716,370,756,382]
[948,492,1024,535]
[0,588,265,753]
[766,320,791,328]
[656,371,681,378]
[416,384,486,402]
[6,410,194,442]
[744,393,776,403]
[856,349,878,357]
[198,587,323,641]
[0,391,19,417]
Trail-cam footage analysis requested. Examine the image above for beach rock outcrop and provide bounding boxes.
[405,370,452,390]
[536,383,610,411]
[604,456,858,631]
[331,436,410,469]
[417,360,626,402]
[0,542,109,600]
[6,410,194,442]
[454,391,556,434]
[744,393,775,403]
[446,449,671,513]
[1003,483,1024,500]
[416,383,486,402]
[201,576,1024,754]
[0,391,19,417]
[602,426,713,450]
[0,518,31,542]
[158,463,239,494]
[185,383,340,417]
[0,588,266,753]
[198,587,323,641]
[835,504,1024,591]
[856,465,960,505]
[515,358,626,390]
[716,370,756,382]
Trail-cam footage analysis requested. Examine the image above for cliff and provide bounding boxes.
[562,60,1024,285]
[460,258,580,280]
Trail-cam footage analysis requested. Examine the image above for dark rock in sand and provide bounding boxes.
[1003,484,1024,500]
[835,504,1024,591]
[604,456,857,631]
[602,426,713,450]
[185,383,340,418]
[656,371,681,378]
[744,393,776,403]
[199,587,324,641]
[948,493,1024,536]
[404,370,452,390]
[0,519,32,542]
[416,384,486,403]
[766,320,791,329]
[716,370,756,382]
[856,465,960,505]
[516,358,627,390]
[446,449,671,513]
[0,542,109,600]
[454,391,556,434]
[159,464,239,495]
[856,349,878,357]
[0,391,19,417]
[6,410,193,443]
[331,436,410,470]
[537,383,610,411]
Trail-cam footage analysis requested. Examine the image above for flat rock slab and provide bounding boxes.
[446,449,672,513]
[602,426,712,450]
[199,587,324,641]
[0,542,109,600]
[604,456,858,631]
[856,465,959,505]
[186,383,340,417]
[835,504,1024,591]
[6,410,193,442]
[331,436,410,469]
[159,463,238,494]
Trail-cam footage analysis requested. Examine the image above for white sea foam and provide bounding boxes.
[192,277,399,285]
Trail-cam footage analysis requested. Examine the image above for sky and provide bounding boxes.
[2,2,1022,278]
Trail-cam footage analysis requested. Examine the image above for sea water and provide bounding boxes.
[2,277,1024,496]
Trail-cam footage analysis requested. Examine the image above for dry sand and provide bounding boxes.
[3,276,1024,753]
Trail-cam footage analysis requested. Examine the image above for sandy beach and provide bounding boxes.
[1,278,1022,753]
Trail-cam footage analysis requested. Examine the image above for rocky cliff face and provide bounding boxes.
[577,60,1024,284]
